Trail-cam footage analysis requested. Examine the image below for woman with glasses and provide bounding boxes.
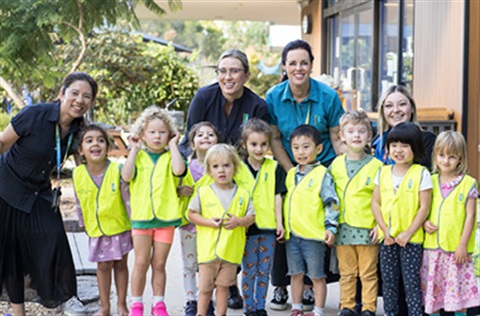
[180,49,268,157]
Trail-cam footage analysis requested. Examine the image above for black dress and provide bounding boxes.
[0,102,78,308]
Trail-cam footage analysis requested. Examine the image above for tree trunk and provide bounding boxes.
[0,76,25,109]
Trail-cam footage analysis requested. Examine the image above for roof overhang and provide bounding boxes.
[135,0,301,25]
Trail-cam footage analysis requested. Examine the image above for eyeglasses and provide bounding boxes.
[215,68,245,77]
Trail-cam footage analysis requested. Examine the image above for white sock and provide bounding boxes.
[131,296,142,303]
[314,306,325,316]
[292,303,303,311]
[153,296,165,304]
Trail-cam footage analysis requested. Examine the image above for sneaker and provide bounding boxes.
[339,308,356,316]
[302,288,314,311]
[228,285,244,309]
[360,310,376,316]
[206,300,215,316]
[184,300,197,316]
[244,311,257,316]
[129,302,144,316]
[257,309,268,316]
[291,309,304,316]
[269,287,288,311]
[152,301,169,316]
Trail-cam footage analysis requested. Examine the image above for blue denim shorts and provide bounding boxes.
[286,234,327,280]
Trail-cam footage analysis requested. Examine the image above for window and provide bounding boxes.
[324,0,414,111]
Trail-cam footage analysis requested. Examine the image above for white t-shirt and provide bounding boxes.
[374,167,433,193]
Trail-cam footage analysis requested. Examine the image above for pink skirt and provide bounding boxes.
[421,249,480,314]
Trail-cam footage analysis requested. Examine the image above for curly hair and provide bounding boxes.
[131,105,177,139]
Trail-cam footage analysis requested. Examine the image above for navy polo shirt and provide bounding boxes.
[179,82,268,156]
[0,102,82,213]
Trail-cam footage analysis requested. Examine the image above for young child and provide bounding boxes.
[73,124,132,316]
[421,131,479,314]
[283,125,339,316]
[329,111,382,316]
[236,118,286,316]
[121,106,186,316]
[178,121,219,316]
[188,144,255,316]
[371,122,432,316]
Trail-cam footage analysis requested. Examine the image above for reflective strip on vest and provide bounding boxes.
[424,174,478,253]
[331,154,382,229]
[196,185,250,264]
[284,165,327,241]
[73,162,130,238]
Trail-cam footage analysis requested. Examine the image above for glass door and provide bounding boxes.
[329,3,374,111]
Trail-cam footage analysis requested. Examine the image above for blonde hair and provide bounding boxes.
[204,144,241,176]
[376,85,418,134]
[432,131,468,174]
[131,105,177,138]
[339,110,372,133]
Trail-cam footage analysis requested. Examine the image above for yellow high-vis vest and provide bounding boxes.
[330,154,382,229]
[378,164,425,244]
[73,162,130,238]
[178,168,195,227]
[284,165,327,241]
[234,159,278,230]
[424,174,478,253]
[130,150,180,223]
[196,185,251,265]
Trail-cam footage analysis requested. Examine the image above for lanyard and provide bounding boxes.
[56,124,73,181]
[295,101,312,126]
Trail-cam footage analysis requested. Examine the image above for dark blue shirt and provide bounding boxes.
[179,82,268,157]
[0,102,82,213]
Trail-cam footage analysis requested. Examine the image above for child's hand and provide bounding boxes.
[222,213,240,230]
[209,217,222,228]
[383,234,396,246]
[168,132,180,147]
[276,224,285,242]
[128,135,142,151]
[395,231,412,247]
[424,220,438,234]
[177,185,193,197]
[454,245,469,265]
[324,230,335,247]
[370,226,379,244]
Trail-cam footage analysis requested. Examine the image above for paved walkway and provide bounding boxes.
[74,232,384,316]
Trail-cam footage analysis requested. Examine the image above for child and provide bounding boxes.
[421,131,479,314]
[122,106,186,316]
[371,122,432,316]
[73,124,132,316]
[283,125,339,316]
[236,118,286,316]
[329,111,382,316]
[188,144,255,316]
[178,121,220,316]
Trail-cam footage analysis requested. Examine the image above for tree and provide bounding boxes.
[31,31,199,126]
[0,0,181,109]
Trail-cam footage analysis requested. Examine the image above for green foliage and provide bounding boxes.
[0,112,12,131]
[36,31,199,126]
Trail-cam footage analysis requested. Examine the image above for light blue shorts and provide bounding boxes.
[286,234,327,280]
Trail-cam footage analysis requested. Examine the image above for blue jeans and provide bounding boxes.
[241,234,276,312]
[286,234,327,280]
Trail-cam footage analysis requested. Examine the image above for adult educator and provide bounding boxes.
[372,84,436,170]
[266,39,345,312]
[179,49,268,309]
[179,49,268,158]
[0,72,98,315]
[267,39,345,172]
